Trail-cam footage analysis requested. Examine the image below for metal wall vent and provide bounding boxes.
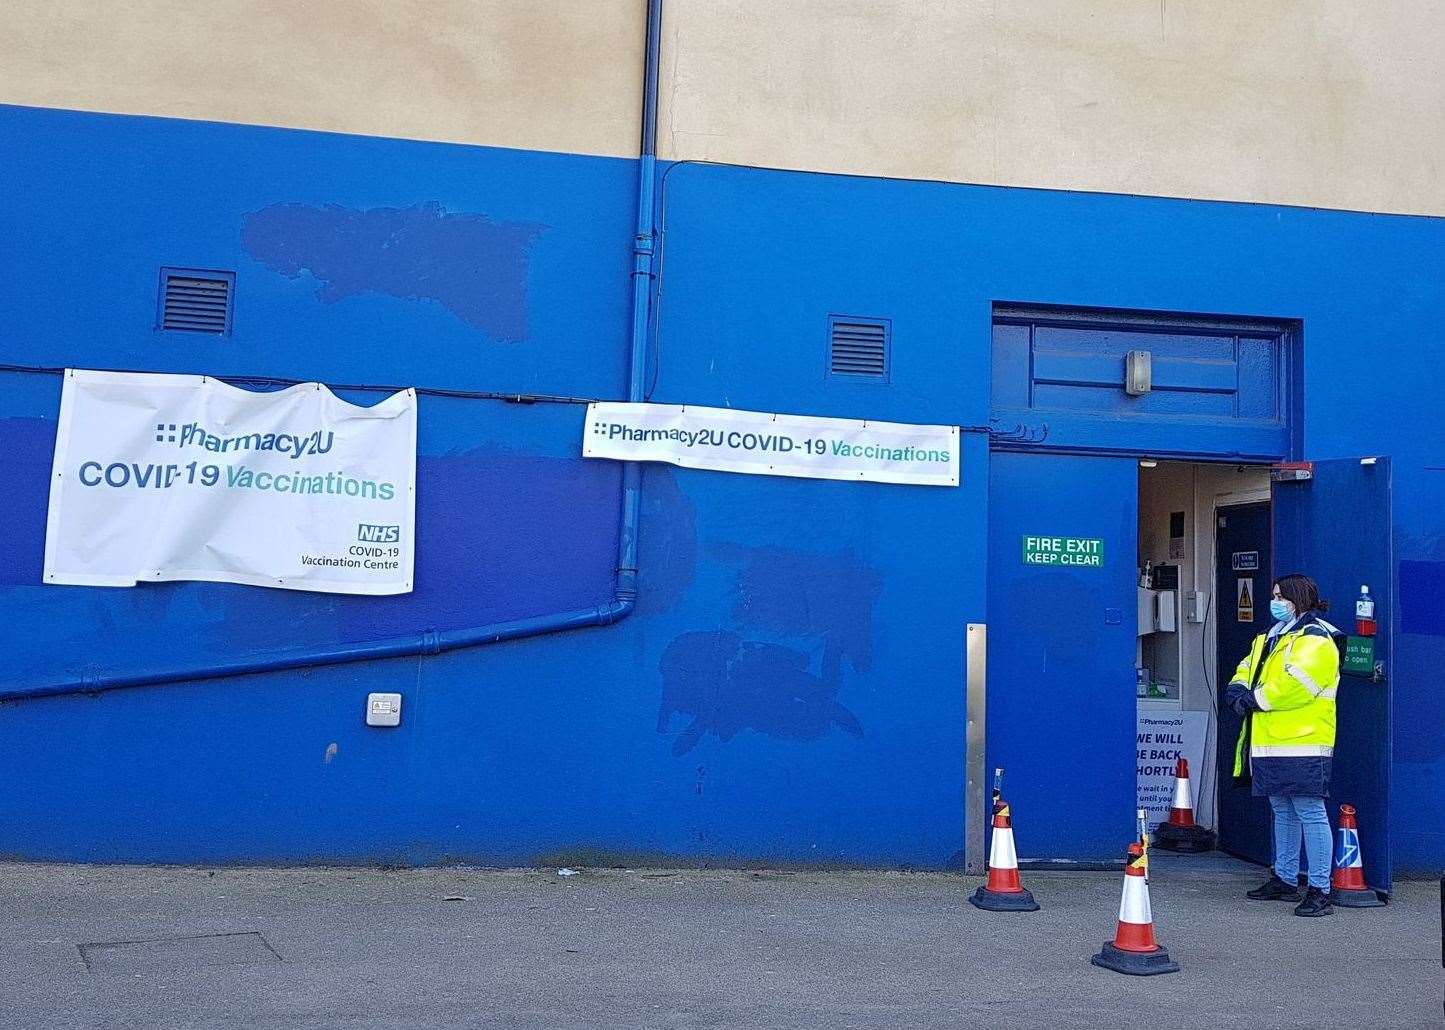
[828,316,890,380]
[158,268,235,335]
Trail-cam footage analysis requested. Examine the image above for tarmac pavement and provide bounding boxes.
[1,856,1439,1029]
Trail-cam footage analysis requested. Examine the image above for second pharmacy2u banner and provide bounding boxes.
[583,402,959,487]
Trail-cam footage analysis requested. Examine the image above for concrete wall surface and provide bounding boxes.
[658,0,1445,214]
[0,1,646,157]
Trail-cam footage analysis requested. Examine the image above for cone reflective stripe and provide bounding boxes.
[985,804,1024,892]
[1113,845,1158,952]
[1332,805,1366,887]
[1167,758,1195,828]
[1091,842,1179,975]
[968,797,1039,912]
[1330,804,1385,907]
[1154,758,1216,853]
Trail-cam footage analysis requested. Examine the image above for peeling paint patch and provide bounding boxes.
[241,201,545,340]
[323,743,338,764]
[658,630,863,755]
[636,467,697,616]
[0,417,56,586]
[713,544,882,675]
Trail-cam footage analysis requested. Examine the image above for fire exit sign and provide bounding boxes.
[1022,535,1104,567]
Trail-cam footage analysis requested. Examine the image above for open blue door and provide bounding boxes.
[986,452,1138,860]
[1272,457,1392,893]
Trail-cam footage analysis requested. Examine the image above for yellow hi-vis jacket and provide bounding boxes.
[1227,614,1341,797]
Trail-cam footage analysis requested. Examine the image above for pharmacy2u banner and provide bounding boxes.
[583,402,959,486]
[43,370,417,595]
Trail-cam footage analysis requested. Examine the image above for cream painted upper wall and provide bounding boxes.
[1,1,645,157]
[7,2,1442,213]
[658,0,1445,215]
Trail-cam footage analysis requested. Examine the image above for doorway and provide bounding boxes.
[1135,462,1271,855]
[984,455,1274,865]
[981,306,1391,886]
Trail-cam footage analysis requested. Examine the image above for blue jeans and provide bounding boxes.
[1269,795,1332,891]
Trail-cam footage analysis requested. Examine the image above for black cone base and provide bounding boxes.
[1091,941,1180,976]
[1153,822,1216,853]
[1331,886,1386,908]
[969,885,1040,911]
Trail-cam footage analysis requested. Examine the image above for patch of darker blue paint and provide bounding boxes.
[299,448,620,644]
[0,417,56,586]
[713,544,882,677]
[0,442,621,685]
[1399,559,1445,636]
[658,630,863,756]
[241,202,545,341]
[635,467,696,616]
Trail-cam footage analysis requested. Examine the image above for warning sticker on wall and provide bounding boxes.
[1237,578,1254,623]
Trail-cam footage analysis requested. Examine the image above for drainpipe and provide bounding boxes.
[617,0,663,610]
[2,0,665,702]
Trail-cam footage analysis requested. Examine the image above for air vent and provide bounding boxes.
[158,268,234,335]
[828,316,890,380]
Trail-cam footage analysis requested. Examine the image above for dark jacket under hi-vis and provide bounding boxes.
[1225,613,1341,798]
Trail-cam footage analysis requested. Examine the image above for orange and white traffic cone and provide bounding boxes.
[1154,758,1216,853]
[969,799,1040,912]
[1091,842,1180,975]
[1331,804,1385,908]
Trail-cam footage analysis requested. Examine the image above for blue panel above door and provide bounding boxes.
[992,306,1295,460]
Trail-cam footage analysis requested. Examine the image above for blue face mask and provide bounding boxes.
[1269,598,1295,623]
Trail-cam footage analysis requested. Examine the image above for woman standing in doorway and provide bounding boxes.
[1225,573,1341,917]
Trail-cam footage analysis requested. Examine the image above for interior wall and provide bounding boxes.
[1138,461,1271,828]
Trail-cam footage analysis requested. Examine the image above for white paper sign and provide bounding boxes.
[1136,710,1210,826]
[583,402,959,486]
[43,370,417,595]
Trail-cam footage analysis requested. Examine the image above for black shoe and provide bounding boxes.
[1247,875,1303,901]
[1294,887,1333,917]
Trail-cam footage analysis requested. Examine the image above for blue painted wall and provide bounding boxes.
[1,105,1441,872]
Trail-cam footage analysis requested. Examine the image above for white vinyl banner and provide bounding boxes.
[44,370,417,595]
[583,402,959,486]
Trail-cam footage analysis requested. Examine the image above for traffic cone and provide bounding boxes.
[1091,843,1180,975]
[1331,804,1385,908]
[969,799,1040,912]
[1153,758,1216,853]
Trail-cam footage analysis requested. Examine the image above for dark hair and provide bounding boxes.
[1274,573,1329,614]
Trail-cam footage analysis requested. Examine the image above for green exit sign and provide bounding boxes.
[1022,535,1104,568]
[1342,635,1376,677]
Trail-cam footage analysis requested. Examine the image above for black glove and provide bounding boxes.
[1224,681,1257,716]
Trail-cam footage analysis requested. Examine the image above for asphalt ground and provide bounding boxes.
[1,858,1439,1029]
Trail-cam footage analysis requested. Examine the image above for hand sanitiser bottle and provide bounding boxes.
[1355,585,1377,637]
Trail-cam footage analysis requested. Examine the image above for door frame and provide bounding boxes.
[975,303,1303,872]
[1205,486,1271,830]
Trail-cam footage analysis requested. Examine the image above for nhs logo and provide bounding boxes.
[357,524,401,543]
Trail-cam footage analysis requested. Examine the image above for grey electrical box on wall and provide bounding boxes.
[1185,591,1207,624]
[1125,350,1152,395]
[366,693,402,727]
